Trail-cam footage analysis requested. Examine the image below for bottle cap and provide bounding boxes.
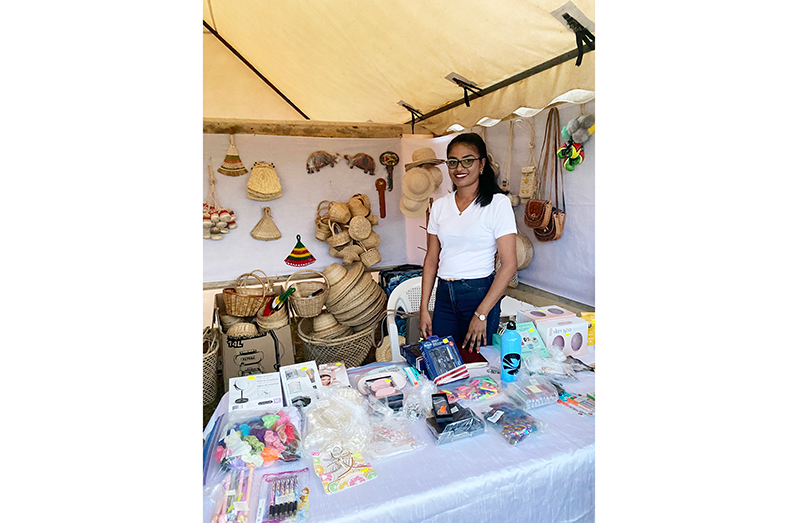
[507,320,517,330]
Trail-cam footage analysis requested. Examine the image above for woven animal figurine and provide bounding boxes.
[306,151,340,174]
[343,153,376,175]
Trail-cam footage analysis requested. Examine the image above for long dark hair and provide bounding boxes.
[446,132,506,207]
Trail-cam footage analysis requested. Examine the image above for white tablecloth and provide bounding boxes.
[204,346,595,523]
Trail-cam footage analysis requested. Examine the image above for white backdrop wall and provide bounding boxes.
[203,100,595,306]
[203,134,405,283]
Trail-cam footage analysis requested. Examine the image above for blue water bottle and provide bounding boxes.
[500,321,522,384]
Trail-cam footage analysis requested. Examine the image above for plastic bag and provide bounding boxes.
[504,375,559,410]
[256,467,311,522]
[481,400,545,445]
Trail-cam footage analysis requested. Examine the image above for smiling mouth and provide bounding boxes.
[454,173,468,179]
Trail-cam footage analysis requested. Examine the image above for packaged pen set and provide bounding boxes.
[256,468,310,522]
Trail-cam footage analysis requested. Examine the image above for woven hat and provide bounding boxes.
[400,196,430,218]
[402,167,436,201]
[285,235,316,267]
[327,273,375,315]
[405,147,445,170]
[324,262,364,305]
[218,135,248,176]
[424,164,444,188]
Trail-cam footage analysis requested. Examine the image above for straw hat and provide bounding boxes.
[399,196,430,218]
[311,311,352,339]
[327,275,377,315]
[402,167,436,202]
[405,147,445,170]
[517,232,534,270]
[324,262,364,305]
[424,164,444,188]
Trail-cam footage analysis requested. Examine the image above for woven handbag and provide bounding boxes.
[355,240,381,268]
[222,271,273,317]
[315,200,332,241]
[202,326,220,406]
[286,269,329,318]
[327,221,351,248]
[348,215,372,241]
[247,162,283,201]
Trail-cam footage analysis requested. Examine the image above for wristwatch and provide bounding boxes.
[474,311,486,321]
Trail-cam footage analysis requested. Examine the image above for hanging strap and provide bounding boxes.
[503,120,515,190]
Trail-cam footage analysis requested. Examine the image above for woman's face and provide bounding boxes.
[447,143,484,191]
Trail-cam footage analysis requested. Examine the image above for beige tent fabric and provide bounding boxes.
[203,0,594,133]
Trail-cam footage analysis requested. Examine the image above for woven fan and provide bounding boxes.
[247,161,283,201]
[285,235,316,267]
[217,135,248,176]
[250,207,282,241]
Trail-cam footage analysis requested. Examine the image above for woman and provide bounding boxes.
[419,133,517,353]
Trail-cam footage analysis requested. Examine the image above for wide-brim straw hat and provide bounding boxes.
[338,288,387,327]
[401,167,436,201]
[400,196,429,218]
[311,311,352,339]
[405,147,445,170]
[324,262,364,306]
[516,232,534,270]
[424,164,444,188]
[327,274,377,315]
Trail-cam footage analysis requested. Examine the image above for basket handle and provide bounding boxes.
[249,269,275,294]
[316,200,331,219]
[232,271,271,312]
[285,269,329,296]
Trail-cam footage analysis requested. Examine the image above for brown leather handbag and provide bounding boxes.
[529,107,567,242]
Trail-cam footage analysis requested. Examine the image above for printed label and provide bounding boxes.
[487,410,504,423]
[233,501,249,512]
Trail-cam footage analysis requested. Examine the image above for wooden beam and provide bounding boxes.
[203,118,404,139]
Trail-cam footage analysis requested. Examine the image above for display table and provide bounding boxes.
[204,345,595,523]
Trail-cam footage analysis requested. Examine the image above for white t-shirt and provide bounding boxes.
[427,192,517,279]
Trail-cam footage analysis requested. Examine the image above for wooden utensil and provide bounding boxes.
[375,178,387,218]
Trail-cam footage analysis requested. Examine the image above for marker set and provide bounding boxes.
[557,391,595,416]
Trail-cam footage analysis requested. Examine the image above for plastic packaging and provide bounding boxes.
[505,375,559,410]
[482,400,544,445]
[303,387,372,454]
[500,321,522,383]
[256,468,311,522]
[425,401,486,445]
[522,343,577,382]
[207,465,258,523]
[438,375,500,403]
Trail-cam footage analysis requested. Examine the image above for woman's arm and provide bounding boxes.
[462,233,517,352]
[418,232,441,340]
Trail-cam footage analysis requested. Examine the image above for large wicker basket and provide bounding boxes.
[202,326,220,405]
[297,311,386,368]
[222,270,274,317]
[286,269,329,318]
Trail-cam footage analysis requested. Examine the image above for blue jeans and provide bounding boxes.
[432,274,501,350]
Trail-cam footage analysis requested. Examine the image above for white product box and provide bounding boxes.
[279,361,321,409]
[535,317,590,357]
[517,305,577,325]
[227,372,284,413]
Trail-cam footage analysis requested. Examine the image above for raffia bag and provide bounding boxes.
[315,200,332,241]
[328,201,351,224]
[327,221,350,248]
[222,270,274,317]
[297,311,386,368]
[247,162,283,201]
[286,269,329,318]
[355,240,381,268]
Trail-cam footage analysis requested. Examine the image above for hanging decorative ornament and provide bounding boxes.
[285,235,316,267]
[217,135,248,176]
[343,153,376,175]
[261,287,296,317]
[557,140,585,172]
[306,151,341,173]
[204,158,237,240]
[378,151,399,191]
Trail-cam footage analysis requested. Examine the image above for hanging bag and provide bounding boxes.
[524,109,560,229]
[533,107,567,242]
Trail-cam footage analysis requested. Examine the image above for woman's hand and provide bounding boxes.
[462,315,487,353]
[419,309,433,340]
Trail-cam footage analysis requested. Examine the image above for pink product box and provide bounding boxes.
[535,317,589,357]
[516,305,577,325]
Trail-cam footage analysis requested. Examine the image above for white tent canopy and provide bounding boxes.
[203,0,595,135]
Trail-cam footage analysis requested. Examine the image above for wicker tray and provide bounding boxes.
[297,311,386,368]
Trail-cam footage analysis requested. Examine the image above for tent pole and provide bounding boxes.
[407,47,593,125]
[203,21,310,120]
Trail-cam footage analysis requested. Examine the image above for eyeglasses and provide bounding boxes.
[445,157,481,169]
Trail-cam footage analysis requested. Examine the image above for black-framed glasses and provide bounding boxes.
[445,157,481,169]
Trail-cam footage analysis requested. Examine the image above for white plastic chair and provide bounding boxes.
[386,276,437,362]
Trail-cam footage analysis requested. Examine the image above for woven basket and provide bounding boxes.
[202,326,220,405]
[357,241,381,268]
[255,285,289,330]
[360,230,381,249]
[315,201,332,241]
[328,201,351,224]
[286,269,329,318]
[222,271,272,317]
[297,310,386,368]
[327,222,350,247]
[347,195,370,218]
[348,215,372,241]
